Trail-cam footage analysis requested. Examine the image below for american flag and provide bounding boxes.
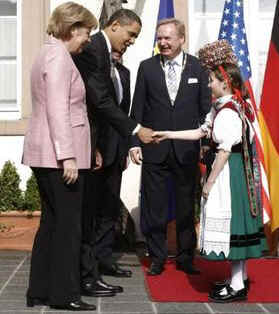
[218,0,251,81]
[218,0,272,222]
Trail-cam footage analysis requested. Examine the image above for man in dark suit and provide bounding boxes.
[93,50,133,278]
[74,9,153,297]
[75,9,152,145]
[130,18,211,276]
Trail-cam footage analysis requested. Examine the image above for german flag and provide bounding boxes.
[259,0,279,232]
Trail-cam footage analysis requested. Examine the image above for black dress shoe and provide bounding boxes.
[209,285,247,303]
[100,263,132,278]
[50,300,96,311]
[147,262,164,276]
[96,279,123,293]
[176,263,201,275]
[213,278,250,292]
[26,296,48,307]
[81,281,116,297]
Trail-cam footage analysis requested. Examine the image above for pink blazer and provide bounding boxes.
[22,36,91,169]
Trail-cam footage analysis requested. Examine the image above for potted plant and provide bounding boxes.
[0,161,41,251]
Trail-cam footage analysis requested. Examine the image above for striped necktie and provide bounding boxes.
[166,60,177,105]
[110,59,121,104]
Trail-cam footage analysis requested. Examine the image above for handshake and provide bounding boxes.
[130,127,168,165]
[132,124,210,165]
[137,127,171,144]
[137,122,211,144]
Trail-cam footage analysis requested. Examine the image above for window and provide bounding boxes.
[0,0,21,119]
[259,0,277,11]
[194,0,224,13]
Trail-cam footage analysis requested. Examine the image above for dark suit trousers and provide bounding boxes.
[141,145,197,265]
[27,168,86,306]
[92,159,123,267]
[80,171,100,284]
[80,160,122,279]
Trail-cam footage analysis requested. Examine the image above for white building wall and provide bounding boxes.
[50,0,104,20]
[122,0,160,95]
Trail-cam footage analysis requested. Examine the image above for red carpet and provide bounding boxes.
[142,257,279,302]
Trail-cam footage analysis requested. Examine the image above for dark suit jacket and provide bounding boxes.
[73,31,136,164]
[130,53,211,165]
[97,61,131,168]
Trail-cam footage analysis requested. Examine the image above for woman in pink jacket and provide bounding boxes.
[22,2,97,311]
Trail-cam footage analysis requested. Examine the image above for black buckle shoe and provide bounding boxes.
[147,262,164,276]
[212,278,229,291]
[213,278,250,292]
[81,281,116,297]
[209,285,247,303]
[50,300,96,311]
[100,263,132,278]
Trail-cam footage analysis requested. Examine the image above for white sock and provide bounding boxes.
[230,260,245,291]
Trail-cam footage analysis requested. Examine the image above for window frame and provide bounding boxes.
[0,0,22,119]
[0,0,50,135]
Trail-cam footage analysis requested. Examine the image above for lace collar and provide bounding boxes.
[213,94,234,111]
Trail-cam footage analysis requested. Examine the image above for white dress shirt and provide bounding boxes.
[163,51,184,103]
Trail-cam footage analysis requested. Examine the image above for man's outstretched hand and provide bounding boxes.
[137,126,154,144]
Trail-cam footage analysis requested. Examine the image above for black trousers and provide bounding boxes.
[94,159,123,267]
[82,159,123,271]
[141,146,197,265]
[80,171,100,284]
[27,168,87,306]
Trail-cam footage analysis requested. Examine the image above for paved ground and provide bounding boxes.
[0,250,279,314]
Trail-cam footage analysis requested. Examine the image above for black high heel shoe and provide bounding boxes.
[26,296,49,307]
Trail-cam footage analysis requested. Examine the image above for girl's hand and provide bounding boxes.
[200,122,212,139]
[202,180,215,199]
[152,131,171,143]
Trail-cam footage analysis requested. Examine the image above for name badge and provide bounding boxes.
[188,78,198,84]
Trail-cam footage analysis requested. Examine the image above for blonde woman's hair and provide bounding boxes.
[47,1,98,40]
[156,18,185,39]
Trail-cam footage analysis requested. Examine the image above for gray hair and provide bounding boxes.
[156,18,185,39]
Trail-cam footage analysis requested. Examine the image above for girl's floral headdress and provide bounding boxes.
[197,39,238,70]
[198,39,254,123]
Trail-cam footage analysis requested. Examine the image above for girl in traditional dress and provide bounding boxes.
[153,40,267,303]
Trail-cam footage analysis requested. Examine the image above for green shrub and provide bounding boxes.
[24,172,41,212]
[0,161,24,212]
